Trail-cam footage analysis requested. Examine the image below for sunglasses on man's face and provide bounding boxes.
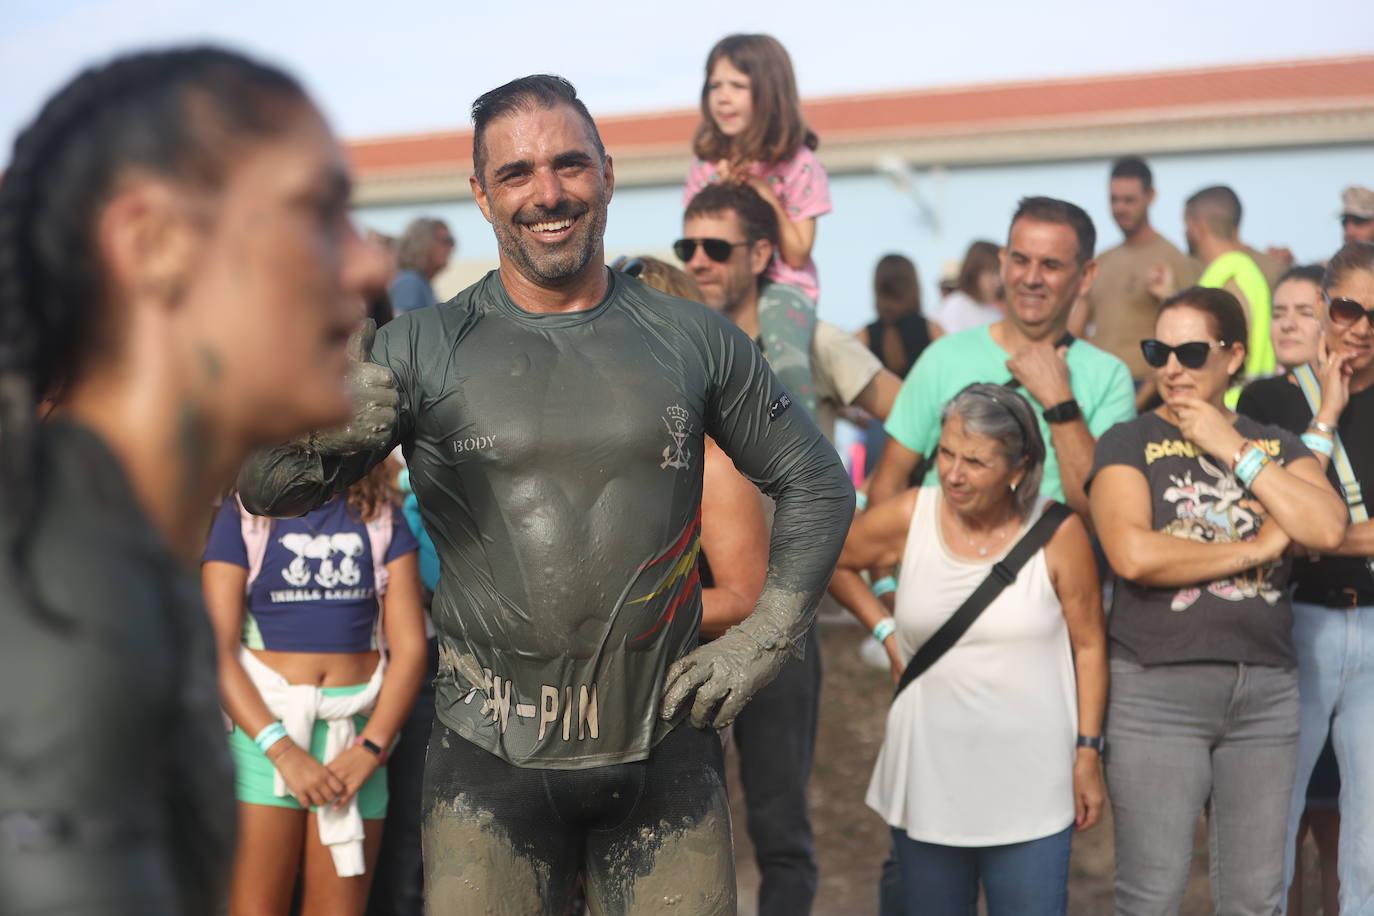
[1140,339,1230,370]
[1326,294,1374,328]
[1341,214,1372,228]
[673,237,750,263]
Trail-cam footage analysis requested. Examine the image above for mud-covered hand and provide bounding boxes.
[307,319,399,455]
[660,622,791,729]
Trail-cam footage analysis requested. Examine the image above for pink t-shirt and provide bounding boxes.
[683,146,831,302]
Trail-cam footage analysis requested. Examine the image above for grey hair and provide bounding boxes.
[396,217,449,273]
[939,383,1046,516]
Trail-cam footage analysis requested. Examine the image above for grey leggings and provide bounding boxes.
[1105,658,1299,915]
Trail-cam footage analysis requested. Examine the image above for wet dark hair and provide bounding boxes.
[1322,241,1374,293]
[470,75,604,187]
[1010,196,1096,265]
[0,46,308,626]
[1275,263,1326,292]
[684,182,780,248]
[1110,156,1153,192]
[1158,286,1248,382]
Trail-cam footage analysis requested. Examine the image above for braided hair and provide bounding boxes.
[0,46,307,626]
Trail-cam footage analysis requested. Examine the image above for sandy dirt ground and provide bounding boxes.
[724,619,1327,915]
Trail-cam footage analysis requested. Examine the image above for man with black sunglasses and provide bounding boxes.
[680,180,902,916]
[869,196,1136,521]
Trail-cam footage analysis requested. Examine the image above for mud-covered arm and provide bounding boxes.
[662,311,854,727]
[237,320,409,517]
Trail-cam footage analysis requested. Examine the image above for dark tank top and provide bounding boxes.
[865,313,931,378]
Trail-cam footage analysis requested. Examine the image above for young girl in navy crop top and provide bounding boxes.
[203,459,427,915]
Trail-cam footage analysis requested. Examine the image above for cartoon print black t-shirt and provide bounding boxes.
[1088,410,1311,667]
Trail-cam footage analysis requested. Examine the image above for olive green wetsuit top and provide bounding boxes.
[0,422,235,915]
[239,270,853,769]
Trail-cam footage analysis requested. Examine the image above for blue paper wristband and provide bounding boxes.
[1301,432,1334,457]
[253,721,288,753]
[871,576,897,597]
[1235,445,1269,488]
[872,617,897,644]
[855,492,869,512]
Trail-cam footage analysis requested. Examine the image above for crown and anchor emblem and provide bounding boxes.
[660,404,692,470]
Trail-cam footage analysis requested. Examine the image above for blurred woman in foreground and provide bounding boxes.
[0,46,381,914]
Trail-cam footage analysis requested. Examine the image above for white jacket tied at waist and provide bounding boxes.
[241,648,385,877]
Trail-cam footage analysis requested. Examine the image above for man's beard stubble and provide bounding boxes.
[495,198,606,287]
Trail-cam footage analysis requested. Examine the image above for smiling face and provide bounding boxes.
[1152,305,1245,408]
[1271,277,1322,370]
[1323,267,1374,377]
[183,103,380,445]
[936,414,1023,520]
[470,104,613,288]
[1000,217,1094,339]
[707,58,753,139]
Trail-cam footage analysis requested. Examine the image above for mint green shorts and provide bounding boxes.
[229,683,388,819]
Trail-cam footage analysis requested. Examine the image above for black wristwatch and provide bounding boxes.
[1043,399,1081,424]
[1077,734,1106,753]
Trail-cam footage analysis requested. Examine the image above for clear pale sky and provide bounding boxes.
[3,0,1373,164]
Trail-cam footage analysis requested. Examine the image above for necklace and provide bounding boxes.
[950,510,1015,556]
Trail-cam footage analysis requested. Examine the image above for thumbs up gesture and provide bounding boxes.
[309,319,400,455]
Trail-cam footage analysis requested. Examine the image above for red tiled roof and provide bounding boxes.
[346,56,1374,176]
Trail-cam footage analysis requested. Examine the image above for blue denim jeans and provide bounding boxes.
[888,824,1072,915]
[1105,659,1299,915]
[1281,602,1374,915]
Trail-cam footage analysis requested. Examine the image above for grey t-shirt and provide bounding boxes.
[239,269,852,768]
[1088,411,1309,667]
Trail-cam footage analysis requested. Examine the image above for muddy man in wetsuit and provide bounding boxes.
[238,75,853,914]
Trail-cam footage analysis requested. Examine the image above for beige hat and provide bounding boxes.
[1342,186,1374,220]
[940,258,961,284]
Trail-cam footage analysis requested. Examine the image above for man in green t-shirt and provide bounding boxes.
[869,197,1135,519]
[238,75,851,915]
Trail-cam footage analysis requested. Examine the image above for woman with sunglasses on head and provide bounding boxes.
[1089,286,1345,915]
[1236,241,1374,914]
[0,47,380,915]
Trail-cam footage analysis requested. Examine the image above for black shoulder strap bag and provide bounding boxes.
[894,501,1073,700]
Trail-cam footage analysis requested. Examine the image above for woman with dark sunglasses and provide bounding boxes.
[1236,241,1374,914]
[1087,286,1345,914]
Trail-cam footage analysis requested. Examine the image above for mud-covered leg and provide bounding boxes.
[420,722,578,916]
[583,723,736,915]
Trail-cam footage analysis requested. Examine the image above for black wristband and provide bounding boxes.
[1043,399,1081,424]
[1076,734,1106,753]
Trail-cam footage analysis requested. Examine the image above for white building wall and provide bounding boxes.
[356,142,1374,333]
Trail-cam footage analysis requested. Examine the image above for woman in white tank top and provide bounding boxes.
[832,383,1107,915]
